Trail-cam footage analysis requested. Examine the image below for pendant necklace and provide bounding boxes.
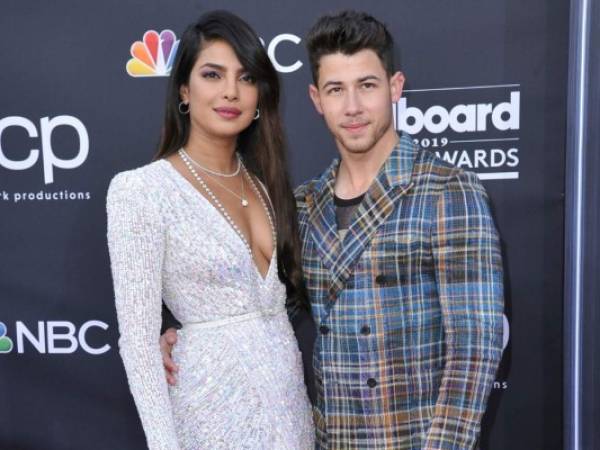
[179,148,248,207]
[178,148,276,257]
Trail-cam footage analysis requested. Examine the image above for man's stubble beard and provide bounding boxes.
[338,116,392,155]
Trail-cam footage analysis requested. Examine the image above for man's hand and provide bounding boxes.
[160,328,179,385]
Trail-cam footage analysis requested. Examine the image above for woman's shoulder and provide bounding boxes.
[107,159,170,207]
[108,160,168,195]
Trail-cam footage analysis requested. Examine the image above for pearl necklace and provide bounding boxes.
[179,149,248,207]
[178,149,276,257]
[180,147,241,177]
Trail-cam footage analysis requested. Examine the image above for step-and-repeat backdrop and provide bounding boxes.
[0,1,567,449]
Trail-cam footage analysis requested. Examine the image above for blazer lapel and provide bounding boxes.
[306,159,341,273]
[328,134,419,302]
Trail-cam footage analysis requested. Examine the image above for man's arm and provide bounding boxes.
[425,170,504,449]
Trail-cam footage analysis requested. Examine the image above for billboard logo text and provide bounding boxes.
[397,91,520,135]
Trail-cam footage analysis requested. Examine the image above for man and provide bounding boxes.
[162,10,504,449]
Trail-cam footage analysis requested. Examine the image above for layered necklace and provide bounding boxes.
[178,148,276,256]
[180,148,248,206]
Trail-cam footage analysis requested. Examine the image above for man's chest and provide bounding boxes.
[300,202,436,298]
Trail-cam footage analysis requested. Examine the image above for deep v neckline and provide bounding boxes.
[161,159,275,283]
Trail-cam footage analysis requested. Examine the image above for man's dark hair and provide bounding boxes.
[306,10,395,85]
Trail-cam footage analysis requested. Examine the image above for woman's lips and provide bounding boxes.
[214,107,242,119]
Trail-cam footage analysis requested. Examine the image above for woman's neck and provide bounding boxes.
[184,128,238,173]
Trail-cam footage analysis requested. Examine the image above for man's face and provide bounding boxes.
[309,49,404,156]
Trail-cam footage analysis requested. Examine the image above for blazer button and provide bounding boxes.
[319,325,330,335]
[367,378,377,388]
[375,274,387,285]
[360,325,371,335]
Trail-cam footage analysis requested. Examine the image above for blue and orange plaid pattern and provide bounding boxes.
[295,133,504,449]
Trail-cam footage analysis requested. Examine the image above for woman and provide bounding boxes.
[106,11,314,449]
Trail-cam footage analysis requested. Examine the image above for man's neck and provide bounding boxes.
[334,130,399,199]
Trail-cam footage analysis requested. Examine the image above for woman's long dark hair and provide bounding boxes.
[155,10,308,314]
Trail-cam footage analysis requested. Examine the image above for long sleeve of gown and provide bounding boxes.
[106,171,180,450]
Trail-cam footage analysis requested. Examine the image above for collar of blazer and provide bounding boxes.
[305,132,419,306]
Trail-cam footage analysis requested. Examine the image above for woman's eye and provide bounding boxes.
[201,71,220,79]
[240,73,256,84]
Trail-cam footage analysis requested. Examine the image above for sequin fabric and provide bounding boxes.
[107,159,314,450]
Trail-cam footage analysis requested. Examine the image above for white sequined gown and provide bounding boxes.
[106,159,314,450]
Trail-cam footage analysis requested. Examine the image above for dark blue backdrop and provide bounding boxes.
[0,1,567,449]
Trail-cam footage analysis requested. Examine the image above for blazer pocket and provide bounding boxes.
[374,231,434,280]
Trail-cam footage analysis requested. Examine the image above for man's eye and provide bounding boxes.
[328,87,342,94]
[362,82,376,89]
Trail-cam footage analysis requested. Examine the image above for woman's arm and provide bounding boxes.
[107,170,180,450]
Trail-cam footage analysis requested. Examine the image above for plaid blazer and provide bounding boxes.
[295,133,504,450]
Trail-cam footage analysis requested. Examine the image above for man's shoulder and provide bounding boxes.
[294,178,317,201]
[413,149,485,194]
[293,160,335,206]
[415,148,458,179]
[293,177,320,221]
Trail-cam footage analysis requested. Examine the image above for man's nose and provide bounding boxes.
[344,89,362,116]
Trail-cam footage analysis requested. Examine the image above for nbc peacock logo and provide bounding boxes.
[0,322,14,353]
[126,29,179,77]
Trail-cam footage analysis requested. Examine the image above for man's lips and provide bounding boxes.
[214,107,242,118]
[341,122,369,132]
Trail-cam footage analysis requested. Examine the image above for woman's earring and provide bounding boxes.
[178,101,190,115]
[253,108,260,120]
